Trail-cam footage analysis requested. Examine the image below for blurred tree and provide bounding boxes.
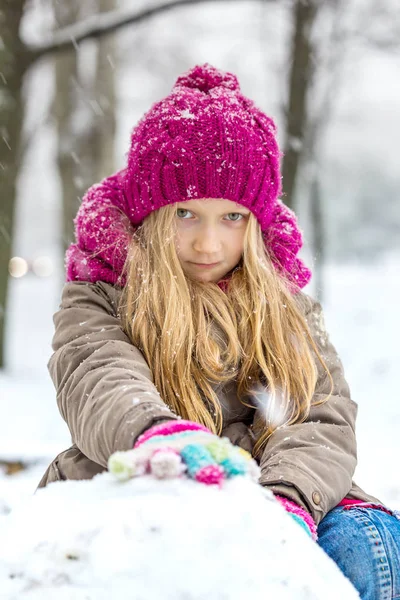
[53,0,116,251]
[294,0,400,298]
[281,0,318,213]
[78,0,116,196]
[0,0,29,368]
[53,0,81,251]
[298,0,349,300]
[27,0,273,60]
[357,0,400,52]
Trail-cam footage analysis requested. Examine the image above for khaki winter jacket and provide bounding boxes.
[38,281,381,524]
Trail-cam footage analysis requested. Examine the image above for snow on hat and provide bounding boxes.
[66,63,311,289]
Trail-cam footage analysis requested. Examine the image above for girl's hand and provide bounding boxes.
[108,420,261,486]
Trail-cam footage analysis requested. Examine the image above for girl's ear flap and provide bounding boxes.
[65,170,135,286]
[263,200,311,291]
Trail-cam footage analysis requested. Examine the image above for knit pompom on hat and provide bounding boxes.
[66,63,311,290]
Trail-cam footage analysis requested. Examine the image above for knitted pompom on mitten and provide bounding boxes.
[275,495,318,541]
[108,420,261,487]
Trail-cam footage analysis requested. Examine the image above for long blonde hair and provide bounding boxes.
[119,204,332,458]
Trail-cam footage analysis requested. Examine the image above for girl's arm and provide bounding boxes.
[48,280,177,468]
[256,294,358,525]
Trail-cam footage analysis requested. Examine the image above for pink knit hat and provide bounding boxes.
[66,63,311,289]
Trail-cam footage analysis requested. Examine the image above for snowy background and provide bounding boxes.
[0,1,399,596]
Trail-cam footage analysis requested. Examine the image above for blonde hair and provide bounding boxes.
[119,204,332,458]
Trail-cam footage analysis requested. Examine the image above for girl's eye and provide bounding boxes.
[225,213,243,222]
[176,208,192,219]
[176,209,245,222]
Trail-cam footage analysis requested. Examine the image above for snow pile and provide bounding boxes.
[0,474,359,600]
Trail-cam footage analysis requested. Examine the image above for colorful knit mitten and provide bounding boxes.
[275,495,318,541]
[108,420,261,486]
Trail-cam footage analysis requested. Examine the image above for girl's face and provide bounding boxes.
[174,198,251,283]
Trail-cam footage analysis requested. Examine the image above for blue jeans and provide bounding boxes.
[318,506,400,599]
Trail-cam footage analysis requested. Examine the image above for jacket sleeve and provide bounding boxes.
[48,280,177,468]
[256,293,358,525]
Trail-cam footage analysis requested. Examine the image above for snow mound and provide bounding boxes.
[0,473,359,600]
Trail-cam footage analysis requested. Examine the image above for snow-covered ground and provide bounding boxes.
[0,475,360,600]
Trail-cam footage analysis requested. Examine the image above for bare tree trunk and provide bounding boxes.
[281,0,318,211]
[53,1,81,250]
[0,1,28,368]
[78,0,117,188]
[53,0,116,252]
[310,175,324,302]
[301,0,349,299]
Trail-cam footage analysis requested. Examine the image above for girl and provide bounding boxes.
[39,63,400,598]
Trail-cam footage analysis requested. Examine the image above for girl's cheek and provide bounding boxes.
[176,221,195,236]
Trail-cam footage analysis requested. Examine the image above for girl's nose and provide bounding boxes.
[193,229,222,254]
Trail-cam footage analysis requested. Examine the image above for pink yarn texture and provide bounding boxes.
[195,464,225,485]
[134,420,209,449]
[275,495,318,541]
[66,63,311,290]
